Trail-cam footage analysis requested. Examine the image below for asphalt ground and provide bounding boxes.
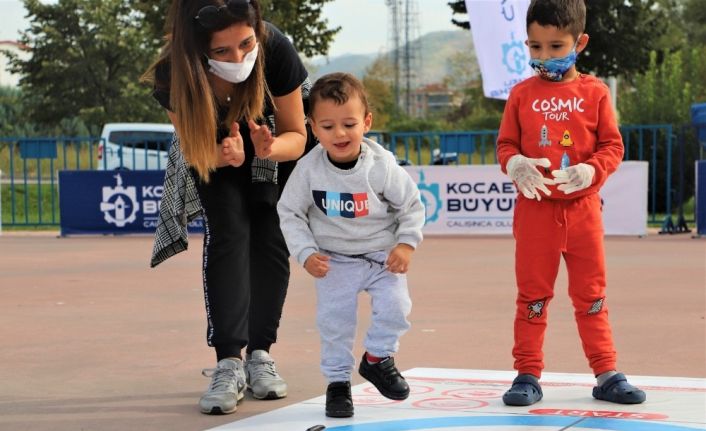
[1,231,704,431]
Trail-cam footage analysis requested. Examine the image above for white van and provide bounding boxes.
[97,123,175,170]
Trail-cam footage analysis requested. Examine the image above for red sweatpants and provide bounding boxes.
[512,193,617,378]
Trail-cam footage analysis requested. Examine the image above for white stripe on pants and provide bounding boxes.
[316,250,412,383]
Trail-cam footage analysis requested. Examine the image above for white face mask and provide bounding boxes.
[207,43,258,84]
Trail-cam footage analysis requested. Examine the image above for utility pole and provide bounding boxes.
[385,0,401,109]
[387,0,421,116]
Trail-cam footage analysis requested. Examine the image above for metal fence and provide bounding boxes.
[0,137,101,227]
[0,125,688,229]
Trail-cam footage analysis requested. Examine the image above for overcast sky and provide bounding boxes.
[0,0,460,57]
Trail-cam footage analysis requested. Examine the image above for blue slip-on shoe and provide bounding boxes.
[592,372,646,404]
[503,373,543,406]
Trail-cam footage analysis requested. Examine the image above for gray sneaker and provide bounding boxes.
[199,358,246,414]
[244,350,288,399]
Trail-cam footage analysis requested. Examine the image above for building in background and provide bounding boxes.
[410,83,460,118]
[0,40,28,87]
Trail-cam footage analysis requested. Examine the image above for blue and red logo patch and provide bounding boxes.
[313,190,369,218]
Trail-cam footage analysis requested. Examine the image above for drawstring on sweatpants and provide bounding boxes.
[320,249,386,268]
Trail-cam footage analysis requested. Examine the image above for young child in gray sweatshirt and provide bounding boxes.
[277,73,425,418]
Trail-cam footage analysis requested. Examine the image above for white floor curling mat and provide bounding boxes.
[207,368,706,431]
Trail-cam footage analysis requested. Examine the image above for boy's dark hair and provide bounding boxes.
[309,72,370,118]
[526,0,586,39]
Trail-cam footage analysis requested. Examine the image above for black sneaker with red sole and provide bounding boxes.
[358,354,409,400]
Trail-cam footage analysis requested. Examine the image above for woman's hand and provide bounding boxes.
[217,121,246,168]
[248,119,275,159]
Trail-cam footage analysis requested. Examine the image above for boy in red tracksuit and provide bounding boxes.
[496,0,646,406]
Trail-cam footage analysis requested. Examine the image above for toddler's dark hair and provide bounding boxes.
[526,0,586,39]
[309,72,370,118]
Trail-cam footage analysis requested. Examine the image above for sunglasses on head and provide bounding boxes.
[195,0,251,29]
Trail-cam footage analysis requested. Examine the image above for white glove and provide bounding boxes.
[551,163,595,194]
[506,154,555,201]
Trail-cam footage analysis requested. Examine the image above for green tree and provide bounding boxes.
[9,0,340,132]
[385,116,450,133]
[134,0,340,58]
[582,0,677,77]
[361,56,398,130]
[0,86,87,136]
[681,0,706,44]
[261,0,340,58]
[8,0,166,131]
[0,87,26,136]
[131,0,172,51]
[448,0,676,77]
[446,85,505,130]
[361,55,455,132]
[442,49,479,93]
[435,47,503,130]
[618,47,706,214]
[620,47,706,126]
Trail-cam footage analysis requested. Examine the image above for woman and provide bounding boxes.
[144,0,308,415]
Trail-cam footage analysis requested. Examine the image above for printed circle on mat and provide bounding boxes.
[441,388,504,399]
[324,415,705,431]
[409,384,435,395]
[412,397,488,410]
[352,394,400,406]
[363,384,434,396]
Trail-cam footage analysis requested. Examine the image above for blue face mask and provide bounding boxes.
[529,38,580,81]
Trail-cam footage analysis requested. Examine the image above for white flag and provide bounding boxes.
[465,0,533,100]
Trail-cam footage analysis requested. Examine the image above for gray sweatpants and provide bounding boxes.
[316,250,412,383]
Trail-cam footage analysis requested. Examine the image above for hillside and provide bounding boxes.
[308,30,478,86]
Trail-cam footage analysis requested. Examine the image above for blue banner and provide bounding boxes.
[59,170,203,235]
[697,161,706,236]
[20,139,58,159]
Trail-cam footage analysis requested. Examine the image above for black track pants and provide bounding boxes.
[195,167,290,361]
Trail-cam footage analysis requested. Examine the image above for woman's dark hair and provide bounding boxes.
[143,0,268,182]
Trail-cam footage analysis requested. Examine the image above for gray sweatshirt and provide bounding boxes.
[278,138,425,265]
